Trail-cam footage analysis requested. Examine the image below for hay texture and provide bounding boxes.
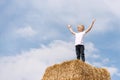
[42,60,111,80]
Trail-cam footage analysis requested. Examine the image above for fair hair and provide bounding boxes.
[77,25,85,31]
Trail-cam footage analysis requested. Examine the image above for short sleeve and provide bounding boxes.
[83,31,86,35]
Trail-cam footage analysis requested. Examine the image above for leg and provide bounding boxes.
[75,45,80,60]
[80,45,85,62]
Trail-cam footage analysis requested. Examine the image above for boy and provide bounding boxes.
[67,19,96,62]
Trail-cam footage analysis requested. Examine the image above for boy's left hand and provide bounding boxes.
[67,25,72,28]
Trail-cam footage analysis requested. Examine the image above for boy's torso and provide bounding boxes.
[75,31,86,45]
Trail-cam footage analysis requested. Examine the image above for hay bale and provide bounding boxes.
[42,60,111,80]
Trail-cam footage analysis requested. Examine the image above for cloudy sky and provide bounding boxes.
[0,0,120,80]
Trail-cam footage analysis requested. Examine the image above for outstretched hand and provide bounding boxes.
[92,19,96,23]
[67,25,72,29]
[67,24,75,35]
[85,19,96,33]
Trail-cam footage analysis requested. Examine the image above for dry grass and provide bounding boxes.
[42,60,111,80]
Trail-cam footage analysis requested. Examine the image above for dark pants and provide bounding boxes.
[75,45,85,62]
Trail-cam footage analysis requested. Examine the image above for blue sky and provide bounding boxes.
[0,0,120,80]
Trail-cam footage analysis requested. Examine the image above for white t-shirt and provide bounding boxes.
[75,31,86,45]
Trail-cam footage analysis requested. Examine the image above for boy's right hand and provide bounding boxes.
[67,25,72,28]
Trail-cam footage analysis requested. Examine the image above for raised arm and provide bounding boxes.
[67,25,76,35]
[85,19,96,33]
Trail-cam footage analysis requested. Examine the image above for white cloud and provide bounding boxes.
[104,66,120,76]
[16,26,37,38]
[1,0,120,42]
[1,0,120,79]
[85,42,99,59]
[11,0,118,34]
[0,40,118,80]
[104,0,120,17]
[91,60,120,76]
[2,0,119,43]
[0,40,75,80]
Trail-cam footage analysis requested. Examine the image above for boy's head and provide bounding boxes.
[77,25,85,32]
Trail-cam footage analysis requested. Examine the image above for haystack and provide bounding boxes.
[42,60,111,80]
